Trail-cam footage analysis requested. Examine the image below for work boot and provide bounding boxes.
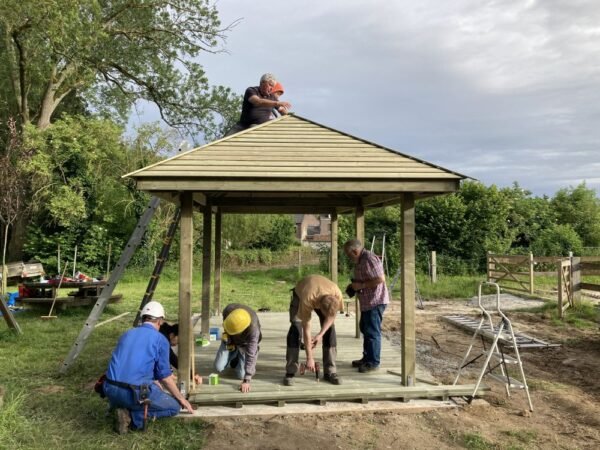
[351,358,365,368]
[358,363,380,373]
[324,373,342,385]
[114,408,131,435]
[283,375,295,386]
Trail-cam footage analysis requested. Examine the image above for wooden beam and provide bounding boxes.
[214,209,222,315]
[179,192,194,392]
[188,384,490,406]
[401,193,416,386]
[135,179,461,193]
[201,208,212,336]
[331,211,338,285]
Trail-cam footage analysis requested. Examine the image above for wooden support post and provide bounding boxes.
[529,252,534,295]
[572,255,581,303]
[355,204,365,339]
[330,211,338,285]
[179,193,194,392]
[487,251,494,282]
[430,251,437,283]
[401,193,416,386]
[201,208,212,336]
[214,209,222,316]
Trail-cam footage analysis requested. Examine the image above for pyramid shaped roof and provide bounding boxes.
[125,114,467,213]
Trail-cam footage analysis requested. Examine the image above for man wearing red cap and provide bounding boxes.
[225,73,291,136]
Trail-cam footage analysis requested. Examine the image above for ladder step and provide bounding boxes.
[487,373,525,389]
[491,353,518,364]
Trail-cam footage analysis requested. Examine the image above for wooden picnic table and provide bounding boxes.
[18,280,122,310]
[22,280,106,298]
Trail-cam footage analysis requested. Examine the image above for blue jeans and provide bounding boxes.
[213,341,246,379]
[359,304,387,366]
[103,381,180,430]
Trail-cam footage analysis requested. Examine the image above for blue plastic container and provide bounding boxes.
[209,327,221,341]
[7,292,18,306]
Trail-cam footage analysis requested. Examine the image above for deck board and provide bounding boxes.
[189,311,485,405]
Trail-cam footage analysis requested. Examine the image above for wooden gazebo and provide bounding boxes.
[124,114,468,398]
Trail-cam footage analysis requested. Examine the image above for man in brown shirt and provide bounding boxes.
[284,274,343,385]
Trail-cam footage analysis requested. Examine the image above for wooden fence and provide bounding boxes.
[487,253,600,319]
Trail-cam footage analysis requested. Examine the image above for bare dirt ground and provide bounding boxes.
[201,299,600,450]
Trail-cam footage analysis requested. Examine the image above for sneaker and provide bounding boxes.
[114,408,131,435]
[323,373,342,385]
[358,363,380,373]
[283,375,295,386]
[351,358,365,368]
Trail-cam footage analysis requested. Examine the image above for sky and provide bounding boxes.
[131,0,600,196]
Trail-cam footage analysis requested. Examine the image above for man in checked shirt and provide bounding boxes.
[343,239,389,373]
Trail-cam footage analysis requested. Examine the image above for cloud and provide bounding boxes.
[131,0,600,196]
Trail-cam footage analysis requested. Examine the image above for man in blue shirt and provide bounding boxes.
[103,301,194,433]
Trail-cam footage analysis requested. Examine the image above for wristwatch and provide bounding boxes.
[242,379,250,384]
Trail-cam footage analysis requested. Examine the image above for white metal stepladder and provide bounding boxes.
[453,281,533,412]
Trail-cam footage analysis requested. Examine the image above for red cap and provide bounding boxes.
[271,82,284,95]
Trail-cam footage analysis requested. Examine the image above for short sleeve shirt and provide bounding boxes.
[239,86,276,126]
[106,323,172,385]
[354,249,390,311]
[295,274,343,322]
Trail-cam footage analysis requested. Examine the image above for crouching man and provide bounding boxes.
[214,304,262,393]
[284,274,343,386]
[103,301,194,434]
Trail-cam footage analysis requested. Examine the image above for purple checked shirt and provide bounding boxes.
[354,249,389,312]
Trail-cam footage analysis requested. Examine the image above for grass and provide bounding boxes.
[513,298,600,329]
[0,265,594,448]
[0,265,327,449]
[461,432,498,450]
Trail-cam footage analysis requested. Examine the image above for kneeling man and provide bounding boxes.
[214,304,262,393]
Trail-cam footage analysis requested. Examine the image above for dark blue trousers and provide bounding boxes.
[359,304,386,366]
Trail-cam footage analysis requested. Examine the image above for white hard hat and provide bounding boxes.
[141,301,165,319]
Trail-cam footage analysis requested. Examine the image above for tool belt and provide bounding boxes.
[105,378,150,404]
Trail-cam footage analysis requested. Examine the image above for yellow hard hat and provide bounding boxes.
[223,308,251,335]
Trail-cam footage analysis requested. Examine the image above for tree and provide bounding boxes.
[0,118,32,292]
[551,183,600,248]
[20,115,171,273]
[0,0,240,136]
[531,224,583,257]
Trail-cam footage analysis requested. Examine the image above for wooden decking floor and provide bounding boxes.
[189,311,486,406]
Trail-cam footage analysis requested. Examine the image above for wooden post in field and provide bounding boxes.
[529,252,534,294]
[178,192,193,393]
[401,193,416,386]
[106,243,112,280]
[298,247,302,276]
[571,253,581,303]
[355,204,365,339]
[430,251,437,283]
[72,245,78,277]
[57,244,61,274]
[487,251,494,282]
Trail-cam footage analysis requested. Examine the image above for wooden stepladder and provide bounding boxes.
[454,281,533,412]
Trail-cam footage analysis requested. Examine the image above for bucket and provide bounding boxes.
[7,292,18,306]
[209,327,220,341]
